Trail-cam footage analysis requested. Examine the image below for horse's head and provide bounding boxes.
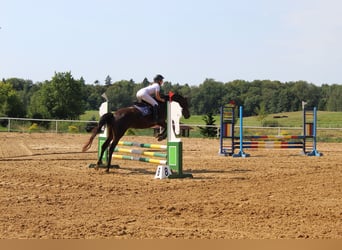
[170,94,191,119]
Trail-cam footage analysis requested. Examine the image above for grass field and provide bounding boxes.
[81,110,342,128]
[79,109,342,142]
[2,110,340,141]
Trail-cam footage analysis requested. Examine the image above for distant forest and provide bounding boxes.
[1,72,342,120]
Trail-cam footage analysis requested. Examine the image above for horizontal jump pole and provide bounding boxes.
[118,141,167,150]
[114,147,167,158]
[241,145,304,149]
[234,141,303,145]
[113,154,167,165]
[244,135,306,139]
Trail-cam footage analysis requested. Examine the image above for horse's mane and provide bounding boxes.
[160,93,188,103]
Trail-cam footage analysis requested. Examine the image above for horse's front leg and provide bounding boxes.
[157,122,167,141]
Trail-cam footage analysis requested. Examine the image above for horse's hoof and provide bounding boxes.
[157,133,167,141]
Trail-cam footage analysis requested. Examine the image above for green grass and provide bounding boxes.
[81,110,342,128]
[243,111,342,128]
[80,110,99,121]
[185,111,342,128]
[1,110,341,142]
[180,115,212,125]
[80,110,342,141]
[81,110,217,125]
[317,111,342,127]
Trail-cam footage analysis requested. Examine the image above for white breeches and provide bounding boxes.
[136,90,158,106]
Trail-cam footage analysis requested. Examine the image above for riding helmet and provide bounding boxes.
[154,74,164,82]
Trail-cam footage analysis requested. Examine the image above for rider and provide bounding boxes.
[136,74,165,121]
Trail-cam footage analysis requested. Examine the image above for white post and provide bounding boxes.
[168,101,182,142]
[98,101,109,163]
[165,98,193,178]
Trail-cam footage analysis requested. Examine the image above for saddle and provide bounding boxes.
[133,101,153,116]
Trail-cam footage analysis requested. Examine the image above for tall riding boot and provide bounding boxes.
[153,105,158,122]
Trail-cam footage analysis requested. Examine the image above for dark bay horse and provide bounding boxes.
[82,93,190,172]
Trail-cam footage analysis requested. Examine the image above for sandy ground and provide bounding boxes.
[0,132,341,239]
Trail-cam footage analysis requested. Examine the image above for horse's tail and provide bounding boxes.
[82,112,114,152]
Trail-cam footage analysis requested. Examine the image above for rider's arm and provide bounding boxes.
[155,90,165,102]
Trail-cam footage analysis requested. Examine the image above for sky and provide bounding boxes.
[1,0,342,86]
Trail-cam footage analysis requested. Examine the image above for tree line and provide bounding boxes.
[1,72,342,120]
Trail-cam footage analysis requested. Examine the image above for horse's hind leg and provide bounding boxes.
[97,137,111,169]
[106,129,126,172]
[106,136,122,172]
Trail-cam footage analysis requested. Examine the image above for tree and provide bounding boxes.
[326,84,342,111]
[5,78,35,116]
[191,79,225,115]
[83,84,108,110]
[3,73,342,118]
[244,95,261,116]
[0,81,25,117]
[50,72,86,119]
[106,80,135,110]
[287,81,320,111]
[161,81,171,94]
[105,75,112,86]
[142,77,150,87]
[242,82,263,116]
[28,72,86,119]
[199,112,217,137]
[27,82,51,119]
[259,80,282,114]
[255,102,268,126]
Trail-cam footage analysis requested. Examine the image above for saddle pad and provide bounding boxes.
[134,105,152,116]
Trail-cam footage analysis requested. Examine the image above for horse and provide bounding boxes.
[82,93,190,172]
